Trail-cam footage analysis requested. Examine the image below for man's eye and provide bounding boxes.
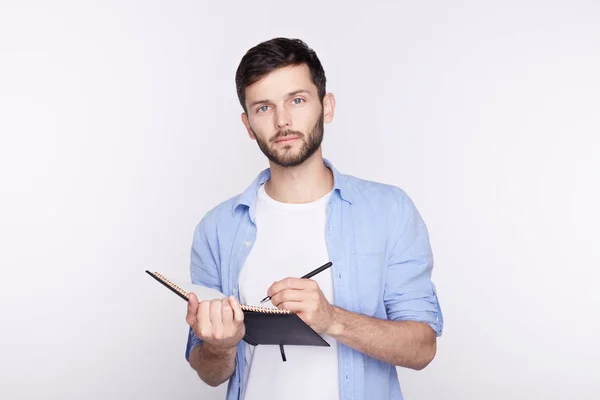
[257,106,269,113]
[292,98,304,105]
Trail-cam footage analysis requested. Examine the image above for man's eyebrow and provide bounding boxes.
[287,89,311,97]
[249,98,269,108]
[248,90,312,108]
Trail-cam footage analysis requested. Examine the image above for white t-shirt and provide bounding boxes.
[239,184,340,400]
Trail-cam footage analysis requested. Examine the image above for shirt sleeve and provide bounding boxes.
[384,188,444,336]
[184,216,222,361]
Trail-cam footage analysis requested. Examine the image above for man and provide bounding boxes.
[184,37,443,400]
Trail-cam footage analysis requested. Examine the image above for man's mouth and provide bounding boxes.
[275,136,300,143]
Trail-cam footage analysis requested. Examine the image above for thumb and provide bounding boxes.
[186,292,199,326]
[229,295,244,323]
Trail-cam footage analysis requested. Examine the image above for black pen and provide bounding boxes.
[259,261,333,304]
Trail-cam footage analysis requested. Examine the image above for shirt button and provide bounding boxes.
[244,241,251,247]
[232,288,238,295]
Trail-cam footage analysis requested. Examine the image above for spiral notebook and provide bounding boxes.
[145,270,329,361]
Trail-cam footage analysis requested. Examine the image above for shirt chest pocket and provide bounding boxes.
[353,252,386,316]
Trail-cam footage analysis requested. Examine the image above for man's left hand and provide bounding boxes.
[267,278,338,334]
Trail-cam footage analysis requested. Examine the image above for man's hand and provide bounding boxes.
[186,293,246,355]
[268,278,338,334]
[269,278,436,369]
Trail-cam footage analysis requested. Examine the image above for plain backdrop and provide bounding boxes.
[1,1,599,399]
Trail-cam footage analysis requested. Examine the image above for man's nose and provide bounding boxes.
[275,108,291,129]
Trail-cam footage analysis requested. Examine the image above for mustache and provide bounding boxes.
[270,129,304,143]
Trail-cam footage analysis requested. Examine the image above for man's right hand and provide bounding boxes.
[186,293,246,354]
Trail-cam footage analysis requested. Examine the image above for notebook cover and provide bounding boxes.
[242,311,330,347]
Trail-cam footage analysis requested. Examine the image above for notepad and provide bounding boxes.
[145,271,329,361]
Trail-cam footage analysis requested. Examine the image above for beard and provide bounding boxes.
[251,109,324,168]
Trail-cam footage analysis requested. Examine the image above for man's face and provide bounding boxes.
[242,64,333,168]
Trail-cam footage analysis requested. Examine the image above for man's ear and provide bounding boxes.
[323,93,336,124]
[241,112,256,140]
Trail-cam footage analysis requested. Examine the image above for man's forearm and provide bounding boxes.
[189,342,237,387]
[327,306,436,370]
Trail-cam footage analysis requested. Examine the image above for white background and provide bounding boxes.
[1,1,599,399]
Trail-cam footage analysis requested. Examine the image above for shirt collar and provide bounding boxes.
[232,158,354,217]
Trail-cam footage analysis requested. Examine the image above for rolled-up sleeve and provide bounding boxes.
[184,216,222,361]
[384,189,444,336]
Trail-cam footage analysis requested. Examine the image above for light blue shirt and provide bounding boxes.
[185,158,444,400]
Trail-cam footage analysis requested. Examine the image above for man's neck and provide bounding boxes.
[264,152,333,204]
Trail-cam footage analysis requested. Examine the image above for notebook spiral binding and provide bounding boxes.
[149,271,291,314]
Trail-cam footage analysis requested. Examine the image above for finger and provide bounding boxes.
[270,288,307,307]
[229,296,245,323]
[221,297,234,326]
[268,277,314,297]
[210,300,224,336]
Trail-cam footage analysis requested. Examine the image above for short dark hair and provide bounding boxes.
[235,37,327,112]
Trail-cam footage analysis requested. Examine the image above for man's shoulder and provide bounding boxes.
[193,193,243,237]
[341,172,413,209]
